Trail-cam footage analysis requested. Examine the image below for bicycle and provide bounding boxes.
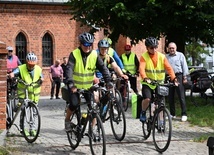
[118,72,138,111]
[142,80,173,153]
[6,77,18,129]
[97,82,126,141]
[6,77,41,143]
[64,84,106,155]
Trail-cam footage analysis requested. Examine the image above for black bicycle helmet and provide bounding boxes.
[98,40,109,48]
[145,37,158,47]
[78,32,94,44]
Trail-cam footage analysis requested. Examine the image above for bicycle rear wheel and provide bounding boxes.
[152,107,172,153]
[6,103,13,130]
[123,84,129,112]
[142,105,152,139]
[66,111,80,149]
[89,113,106,155]
[110,100,126,141]
[21,102,41,143]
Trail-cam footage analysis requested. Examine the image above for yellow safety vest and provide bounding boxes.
[107,48,114,68]
[121,52,136,74]
[107,48,114,57]
[141,52,165,89]
[18,64,42,103]
[73,49,97,89]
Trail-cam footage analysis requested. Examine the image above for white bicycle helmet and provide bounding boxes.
[26,52,37,65]
[6,46,13,51]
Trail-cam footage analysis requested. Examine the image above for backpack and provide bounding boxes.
[190,69,212,92]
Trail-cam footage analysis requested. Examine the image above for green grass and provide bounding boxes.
[166,95,214,142]
[167,95,214,129]
[184,96,213,128]
[0,146,10,155]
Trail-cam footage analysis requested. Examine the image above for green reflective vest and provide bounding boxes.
[17,64,42,103]
[121,52,136,74]
[107,48,114,57]
[107,48,114,68]
[141,52,165,89]
[73,49,97,89]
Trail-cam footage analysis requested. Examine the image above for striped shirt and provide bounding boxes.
[166,51,189,76]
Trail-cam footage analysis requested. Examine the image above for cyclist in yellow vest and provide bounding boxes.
[96,39,128,80]
[139,37,178,122]
[103,37,126,72]
[64,32,112,131]
[120,44,139,94]
[9,52,43,136]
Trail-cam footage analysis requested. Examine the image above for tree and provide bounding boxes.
[67,0,214,52]
[185,39,211,66]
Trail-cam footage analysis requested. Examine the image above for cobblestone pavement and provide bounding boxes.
[3,97,214,155]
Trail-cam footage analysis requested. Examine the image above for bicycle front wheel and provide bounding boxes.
[66,111,80,149]
[89,113,106,155]
[152,107,172,153]
[21,102,41,143]
[110,100,126,141]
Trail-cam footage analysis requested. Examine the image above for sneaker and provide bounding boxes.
[92,128,101,142]
[159,120,164,126]
[56,97,61,99]
[65,120,71,131]
[24,129,30,137]
[181,115,187,122]
[113,108,118,116]
[140,111,146,122]
[30,130,37,136]
[171,115,176,119]
[158,121,165,133]
[50,97,53,100]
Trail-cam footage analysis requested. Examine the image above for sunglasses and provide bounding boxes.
[8,50,13,52]
[82,42,92,47]
[148,47,156,50]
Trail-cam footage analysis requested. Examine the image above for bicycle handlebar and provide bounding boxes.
[144,79,175,87]
[124,72,138,78]
[77,83,100,94]
[14,78,41,87]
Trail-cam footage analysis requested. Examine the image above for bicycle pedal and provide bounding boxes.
[85,133,89,137]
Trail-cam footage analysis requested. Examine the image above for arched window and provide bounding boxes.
[16,32,27,64]
[42,33,53,67]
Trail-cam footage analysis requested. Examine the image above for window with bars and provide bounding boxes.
[16,32,27,64]
[42,33,53,67]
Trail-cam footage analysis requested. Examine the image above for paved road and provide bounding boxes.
[2,97,213,155]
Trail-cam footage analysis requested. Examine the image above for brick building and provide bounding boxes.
[0,0,165,96]
[0,0,165,129]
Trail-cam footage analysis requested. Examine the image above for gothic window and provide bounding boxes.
[42,33,53,67]
[16,33,27,64]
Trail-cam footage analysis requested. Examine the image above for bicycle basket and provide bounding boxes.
[157,85,169,96]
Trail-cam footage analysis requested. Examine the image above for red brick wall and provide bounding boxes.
[0,42,7,129]
[0,3,165,96]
